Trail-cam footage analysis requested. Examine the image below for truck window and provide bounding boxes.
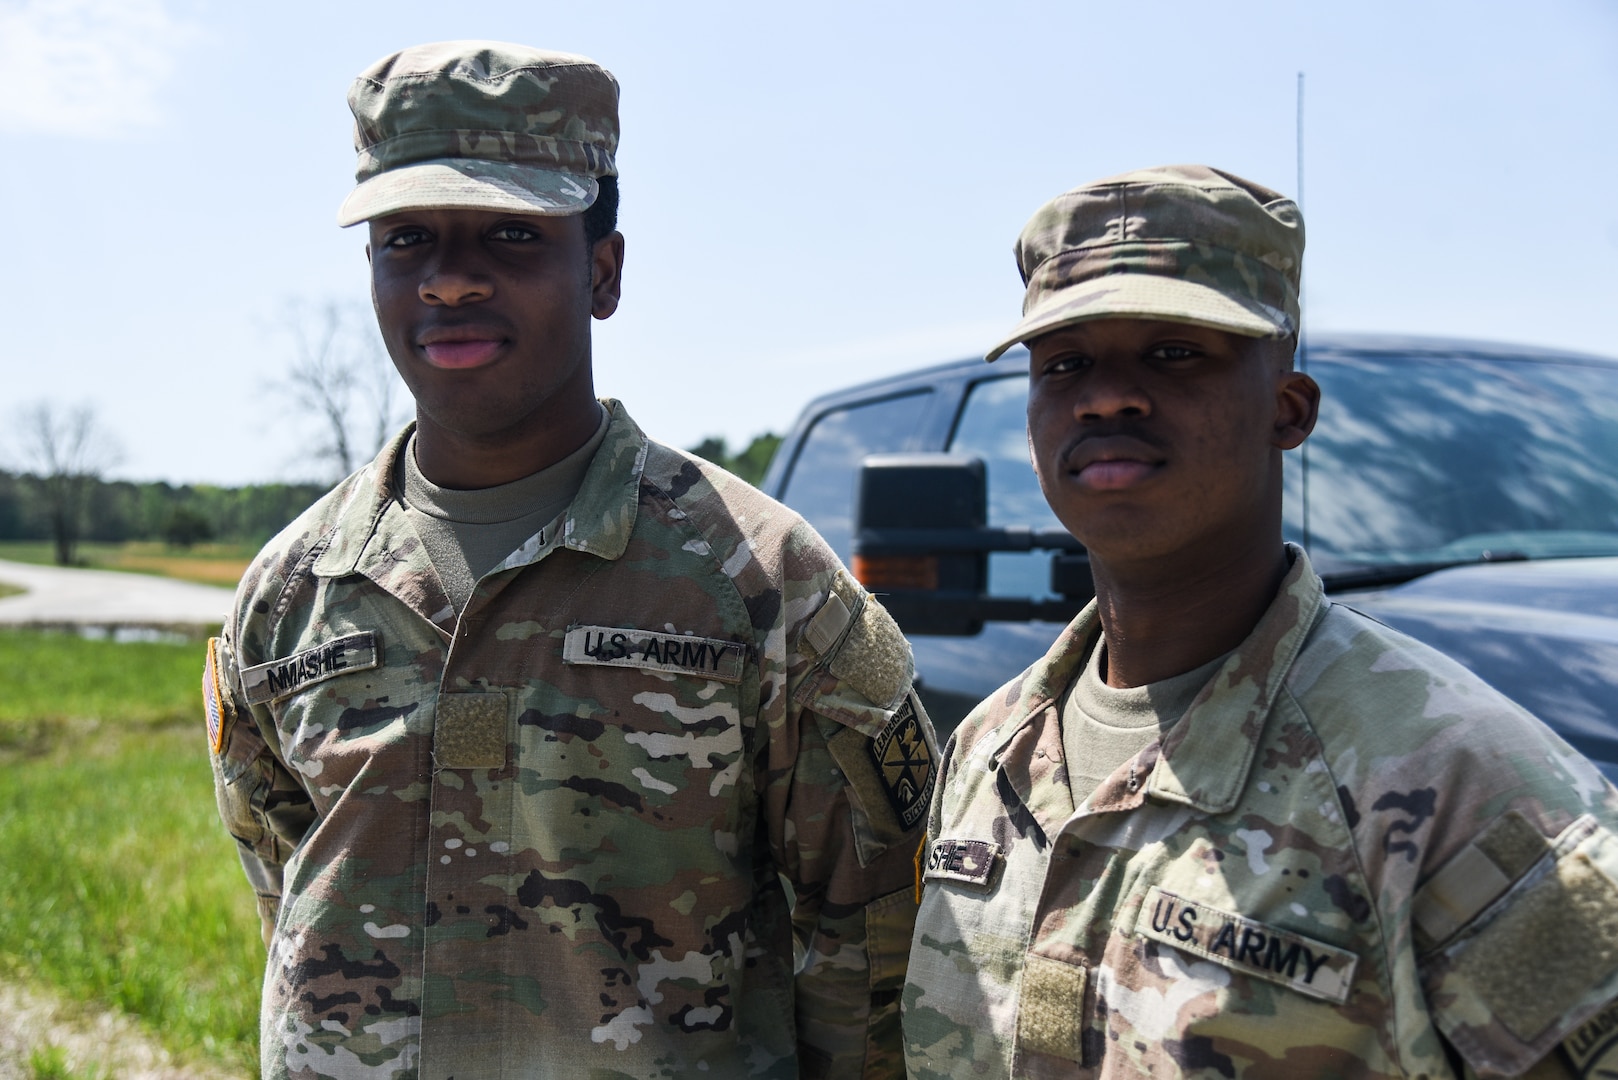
[948,375,1066,599]
[780,390,933,561]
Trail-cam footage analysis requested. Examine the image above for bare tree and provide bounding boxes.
[277,300,407,482]
[13,401,121,565]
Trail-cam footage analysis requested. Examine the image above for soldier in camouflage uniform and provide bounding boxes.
[902,165,1618,1078]
[203,42,934,1079]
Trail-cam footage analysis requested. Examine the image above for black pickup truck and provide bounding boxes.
[761,334,1618,782]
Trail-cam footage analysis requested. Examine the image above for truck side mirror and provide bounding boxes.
[852,453,1093,636]
[853,454,989,635]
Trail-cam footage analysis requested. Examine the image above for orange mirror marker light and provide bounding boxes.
[852,554,940,591]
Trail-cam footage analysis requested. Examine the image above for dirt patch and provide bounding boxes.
[0,983,245,1080]
[98,555,250,588]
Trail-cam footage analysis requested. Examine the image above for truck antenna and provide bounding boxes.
[1297,70,1312,554]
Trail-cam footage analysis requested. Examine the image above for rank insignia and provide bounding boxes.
[868,693,935,830]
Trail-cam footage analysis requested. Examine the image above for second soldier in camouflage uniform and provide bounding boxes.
[901,166,1618,1078]
[204,42,934,1079]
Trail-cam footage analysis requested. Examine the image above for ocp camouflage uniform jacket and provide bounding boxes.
[205,400,935,1080]
[903,547,1618,1079]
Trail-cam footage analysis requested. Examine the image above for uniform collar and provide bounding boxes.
[1147,545,1327,814]
[986,544,1328,832]
[311,424,413,581]
[310,400,649,631]
[554,399,647,562]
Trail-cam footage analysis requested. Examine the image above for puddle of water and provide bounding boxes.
[77,625,198,645]
[3,622,215,644]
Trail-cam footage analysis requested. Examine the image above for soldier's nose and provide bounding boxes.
[420,271,493,306]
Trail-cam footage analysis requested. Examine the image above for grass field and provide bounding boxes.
[0,541,254,588]
[0,629,209,753]
[0,629,260,1074]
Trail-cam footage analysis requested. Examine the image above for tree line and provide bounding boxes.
[9,296,779,566]
[0,435,781,566]
[0,470,329,554]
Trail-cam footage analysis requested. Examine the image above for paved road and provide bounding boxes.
[0,558,235,628]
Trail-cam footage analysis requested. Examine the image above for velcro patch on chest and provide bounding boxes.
[870,693,935,831]
[923,838,1001,888]
[240,631,380,705]
[562,625,746,683]
[1137,886,1359,1004]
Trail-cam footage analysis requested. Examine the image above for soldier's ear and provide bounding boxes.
[1273,369,1319,450]
[365,243,373,265]
[590,232,624,321]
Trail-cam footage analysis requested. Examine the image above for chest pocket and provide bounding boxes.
[1087,862,1377,1075]
[532,626,751,834]
[252,632,432,807]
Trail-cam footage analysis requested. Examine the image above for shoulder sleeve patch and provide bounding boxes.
[1422,815,1618,1076]
[868,692,936,831]
[1562,995,1618,1077]
[203,637,234,755]
[823,691,937,865]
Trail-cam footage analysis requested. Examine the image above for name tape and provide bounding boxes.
[241,632,380,704]
[563,625,746,683]
[1136,886,1359,1004]
[923,838,1002,888]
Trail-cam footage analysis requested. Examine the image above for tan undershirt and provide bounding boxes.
[398,407,609,613]
[1061,639,1232,808]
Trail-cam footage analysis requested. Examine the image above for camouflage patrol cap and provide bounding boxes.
[985,165,1304,361]
[337,41,619,227]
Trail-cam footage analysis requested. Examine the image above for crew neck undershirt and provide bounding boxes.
[1061,638,1233,808]
[398,407,609,613]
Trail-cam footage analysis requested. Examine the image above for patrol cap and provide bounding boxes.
[985,165,1304,361]
[337,41,619,228]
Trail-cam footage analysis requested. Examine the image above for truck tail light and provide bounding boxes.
[852,554,940,591]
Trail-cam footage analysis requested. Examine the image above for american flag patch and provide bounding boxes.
[204,637,229,755]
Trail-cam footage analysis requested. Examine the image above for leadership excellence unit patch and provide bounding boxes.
[1562,997,1618,1078]
[203,637,231,755]
[869,693,934,831]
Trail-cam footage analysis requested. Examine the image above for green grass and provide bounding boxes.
[0,630,261,1073]
[0,629,208,753]
[28,1045,110,1080]
[0,581,24,600]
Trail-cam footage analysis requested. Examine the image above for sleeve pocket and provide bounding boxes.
[1419,815,1618,1077]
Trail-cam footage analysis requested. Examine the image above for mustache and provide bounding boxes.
[1056,425,1168,470]
[414,316,518,344]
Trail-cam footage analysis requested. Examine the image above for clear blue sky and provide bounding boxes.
[2,0,1615,485]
